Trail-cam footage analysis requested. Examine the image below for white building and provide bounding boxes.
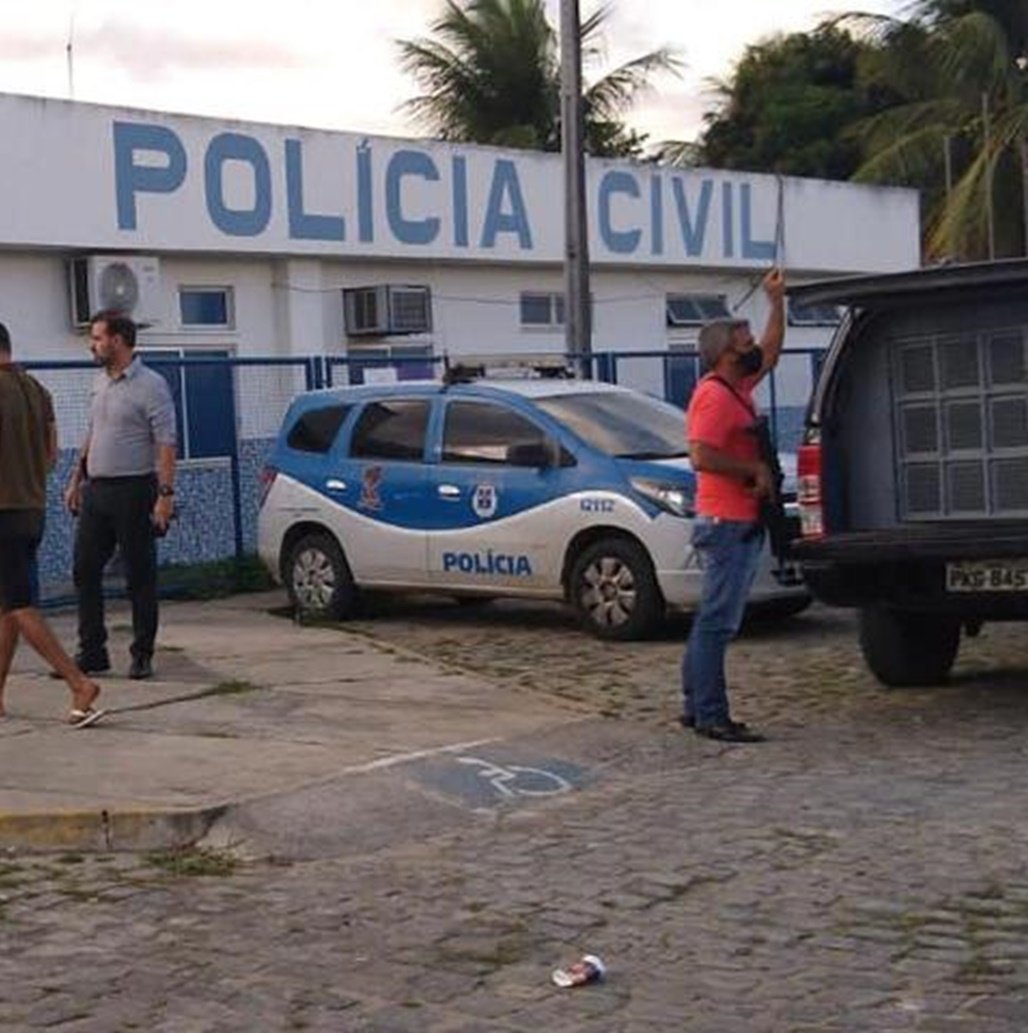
[0,91,919,364]
[0,92,920,591]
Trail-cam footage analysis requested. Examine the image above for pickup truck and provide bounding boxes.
[789,260,1028,686]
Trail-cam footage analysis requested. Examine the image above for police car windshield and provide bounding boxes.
[535,391,687,459]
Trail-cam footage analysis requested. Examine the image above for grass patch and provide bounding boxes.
[56,853,86,865]
[160,555,275,601]
[143,846,239,878]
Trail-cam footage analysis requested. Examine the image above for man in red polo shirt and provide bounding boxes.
[681,268,785,743]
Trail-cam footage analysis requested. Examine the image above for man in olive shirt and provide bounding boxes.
[0,322,104,725]
[64,311,177,680]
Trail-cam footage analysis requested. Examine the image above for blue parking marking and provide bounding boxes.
[407,749,588,809]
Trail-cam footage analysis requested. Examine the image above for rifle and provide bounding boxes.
[708,377,791,559]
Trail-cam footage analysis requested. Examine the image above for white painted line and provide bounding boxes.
[338,738,501,776]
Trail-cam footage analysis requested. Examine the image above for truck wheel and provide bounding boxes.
[286,532,357,621]
[569,538,663,641]
[858,607,961,687]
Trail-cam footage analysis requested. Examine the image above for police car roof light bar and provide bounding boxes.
[442,352,576,385]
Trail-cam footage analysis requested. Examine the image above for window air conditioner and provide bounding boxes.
[343,285,432,337]
[68,255,163,328]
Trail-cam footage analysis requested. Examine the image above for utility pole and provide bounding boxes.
[560,0,592,375]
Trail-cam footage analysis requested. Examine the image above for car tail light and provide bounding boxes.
[258,465,278,508]
[797,443,824,538]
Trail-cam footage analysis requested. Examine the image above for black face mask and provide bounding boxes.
[736,346,763,376]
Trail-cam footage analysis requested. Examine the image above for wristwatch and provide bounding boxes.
[158,484,175,497]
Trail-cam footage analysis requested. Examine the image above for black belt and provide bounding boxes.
[87,474,156,485]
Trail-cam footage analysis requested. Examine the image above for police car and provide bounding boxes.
[257,360,808,640]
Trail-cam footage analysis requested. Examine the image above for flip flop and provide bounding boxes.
[68,708,107,729]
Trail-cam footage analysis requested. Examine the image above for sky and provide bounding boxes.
[0,0,902,146]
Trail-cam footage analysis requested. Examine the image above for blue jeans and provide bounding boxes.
[681,517,764,727]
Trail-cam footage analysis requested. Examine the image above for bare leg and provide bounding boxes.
[8,606,100,713]
[0,612,18,716]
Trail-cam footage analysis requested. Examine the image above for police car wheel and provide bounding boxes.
[570,538,662,641]
[286,532,356,620]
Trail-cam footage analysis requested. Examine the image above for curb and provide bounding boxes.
[0,804,227,854]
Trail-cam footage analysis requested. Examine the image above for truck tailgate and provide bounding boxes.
[792,523,1028,562]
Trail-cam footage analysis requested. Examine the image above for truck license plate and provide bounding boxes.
[945,560,1028,592]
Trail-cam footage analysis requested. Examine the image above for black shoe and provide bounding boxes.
[694,720,766,743]
[129,655,154,680]
[679,714,696,729]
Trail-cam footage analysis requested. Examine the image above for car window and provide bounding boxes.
[534,391,688,459]
[350,399,430,461]
[442,401,547,466]
[286,404,350,454]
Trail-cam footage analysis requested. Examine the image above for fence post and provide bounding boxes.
[229,364,245,562]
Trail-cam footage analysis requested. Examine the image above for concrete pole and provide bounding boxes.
[560,0,592,375]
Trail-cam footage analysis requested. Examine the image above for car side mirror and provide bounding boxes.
[507,440,555,468]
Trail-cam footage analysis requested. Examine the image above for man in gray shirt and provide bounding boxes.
[65,311,177,680]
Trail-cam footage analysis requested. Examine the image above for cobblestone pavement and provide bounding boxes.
[3,601,1028,1031]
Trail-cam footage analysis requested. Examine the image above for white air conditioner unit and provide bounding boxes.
[68,255,163,328]
[343,284,432,337]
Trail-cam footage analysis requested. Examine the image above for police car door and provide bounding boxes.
[336,396,432,585]
[427,398,568,591]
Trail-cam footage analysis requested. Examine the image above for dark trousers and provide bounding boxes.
[73,476,158,662]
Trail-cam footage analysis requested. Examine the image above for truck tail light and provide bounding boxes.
[258,465,278,508]
[797,443,824,538]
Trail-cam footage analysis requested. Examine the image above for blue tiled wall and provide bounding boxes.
[37,440,276,602]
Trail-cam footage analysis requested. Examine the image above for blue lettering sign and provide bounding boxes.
[357,140,374,243]
[599,171,641,255]
[441,551,533,576]
[452,155,469,248]
[741,183,776,260]
[285,139,345,241]
[480,160,532,249]
[386,150,441,246]
[650,176,664,256]
[205,133,271,237]
[671,178,712,256]
[114,122,187,231]
[722,182,734,259]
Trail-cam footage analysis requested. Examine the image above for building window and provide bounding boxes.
[139,349,236,460]
[343,285,432,336]
[666,294,730,327]
[179,287,233,328]
[788,298,842,326]
[520,292,565,328]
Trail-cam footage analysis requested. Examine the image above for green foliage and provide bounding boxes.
[845,0,1028,259]
[397,0,680,157]
[143,847,239,878]
[684,1,1028,260]
[697,25,880,179]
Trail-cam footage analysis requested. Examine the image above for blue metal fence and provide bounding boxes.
[24,347,824,601]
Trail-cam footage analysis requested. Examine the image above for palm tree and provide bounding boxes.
[843,1,1028,259]
[396,0,680,157]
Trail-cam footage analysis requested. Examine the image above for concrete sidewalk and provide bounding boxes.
[0,591,589,852]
